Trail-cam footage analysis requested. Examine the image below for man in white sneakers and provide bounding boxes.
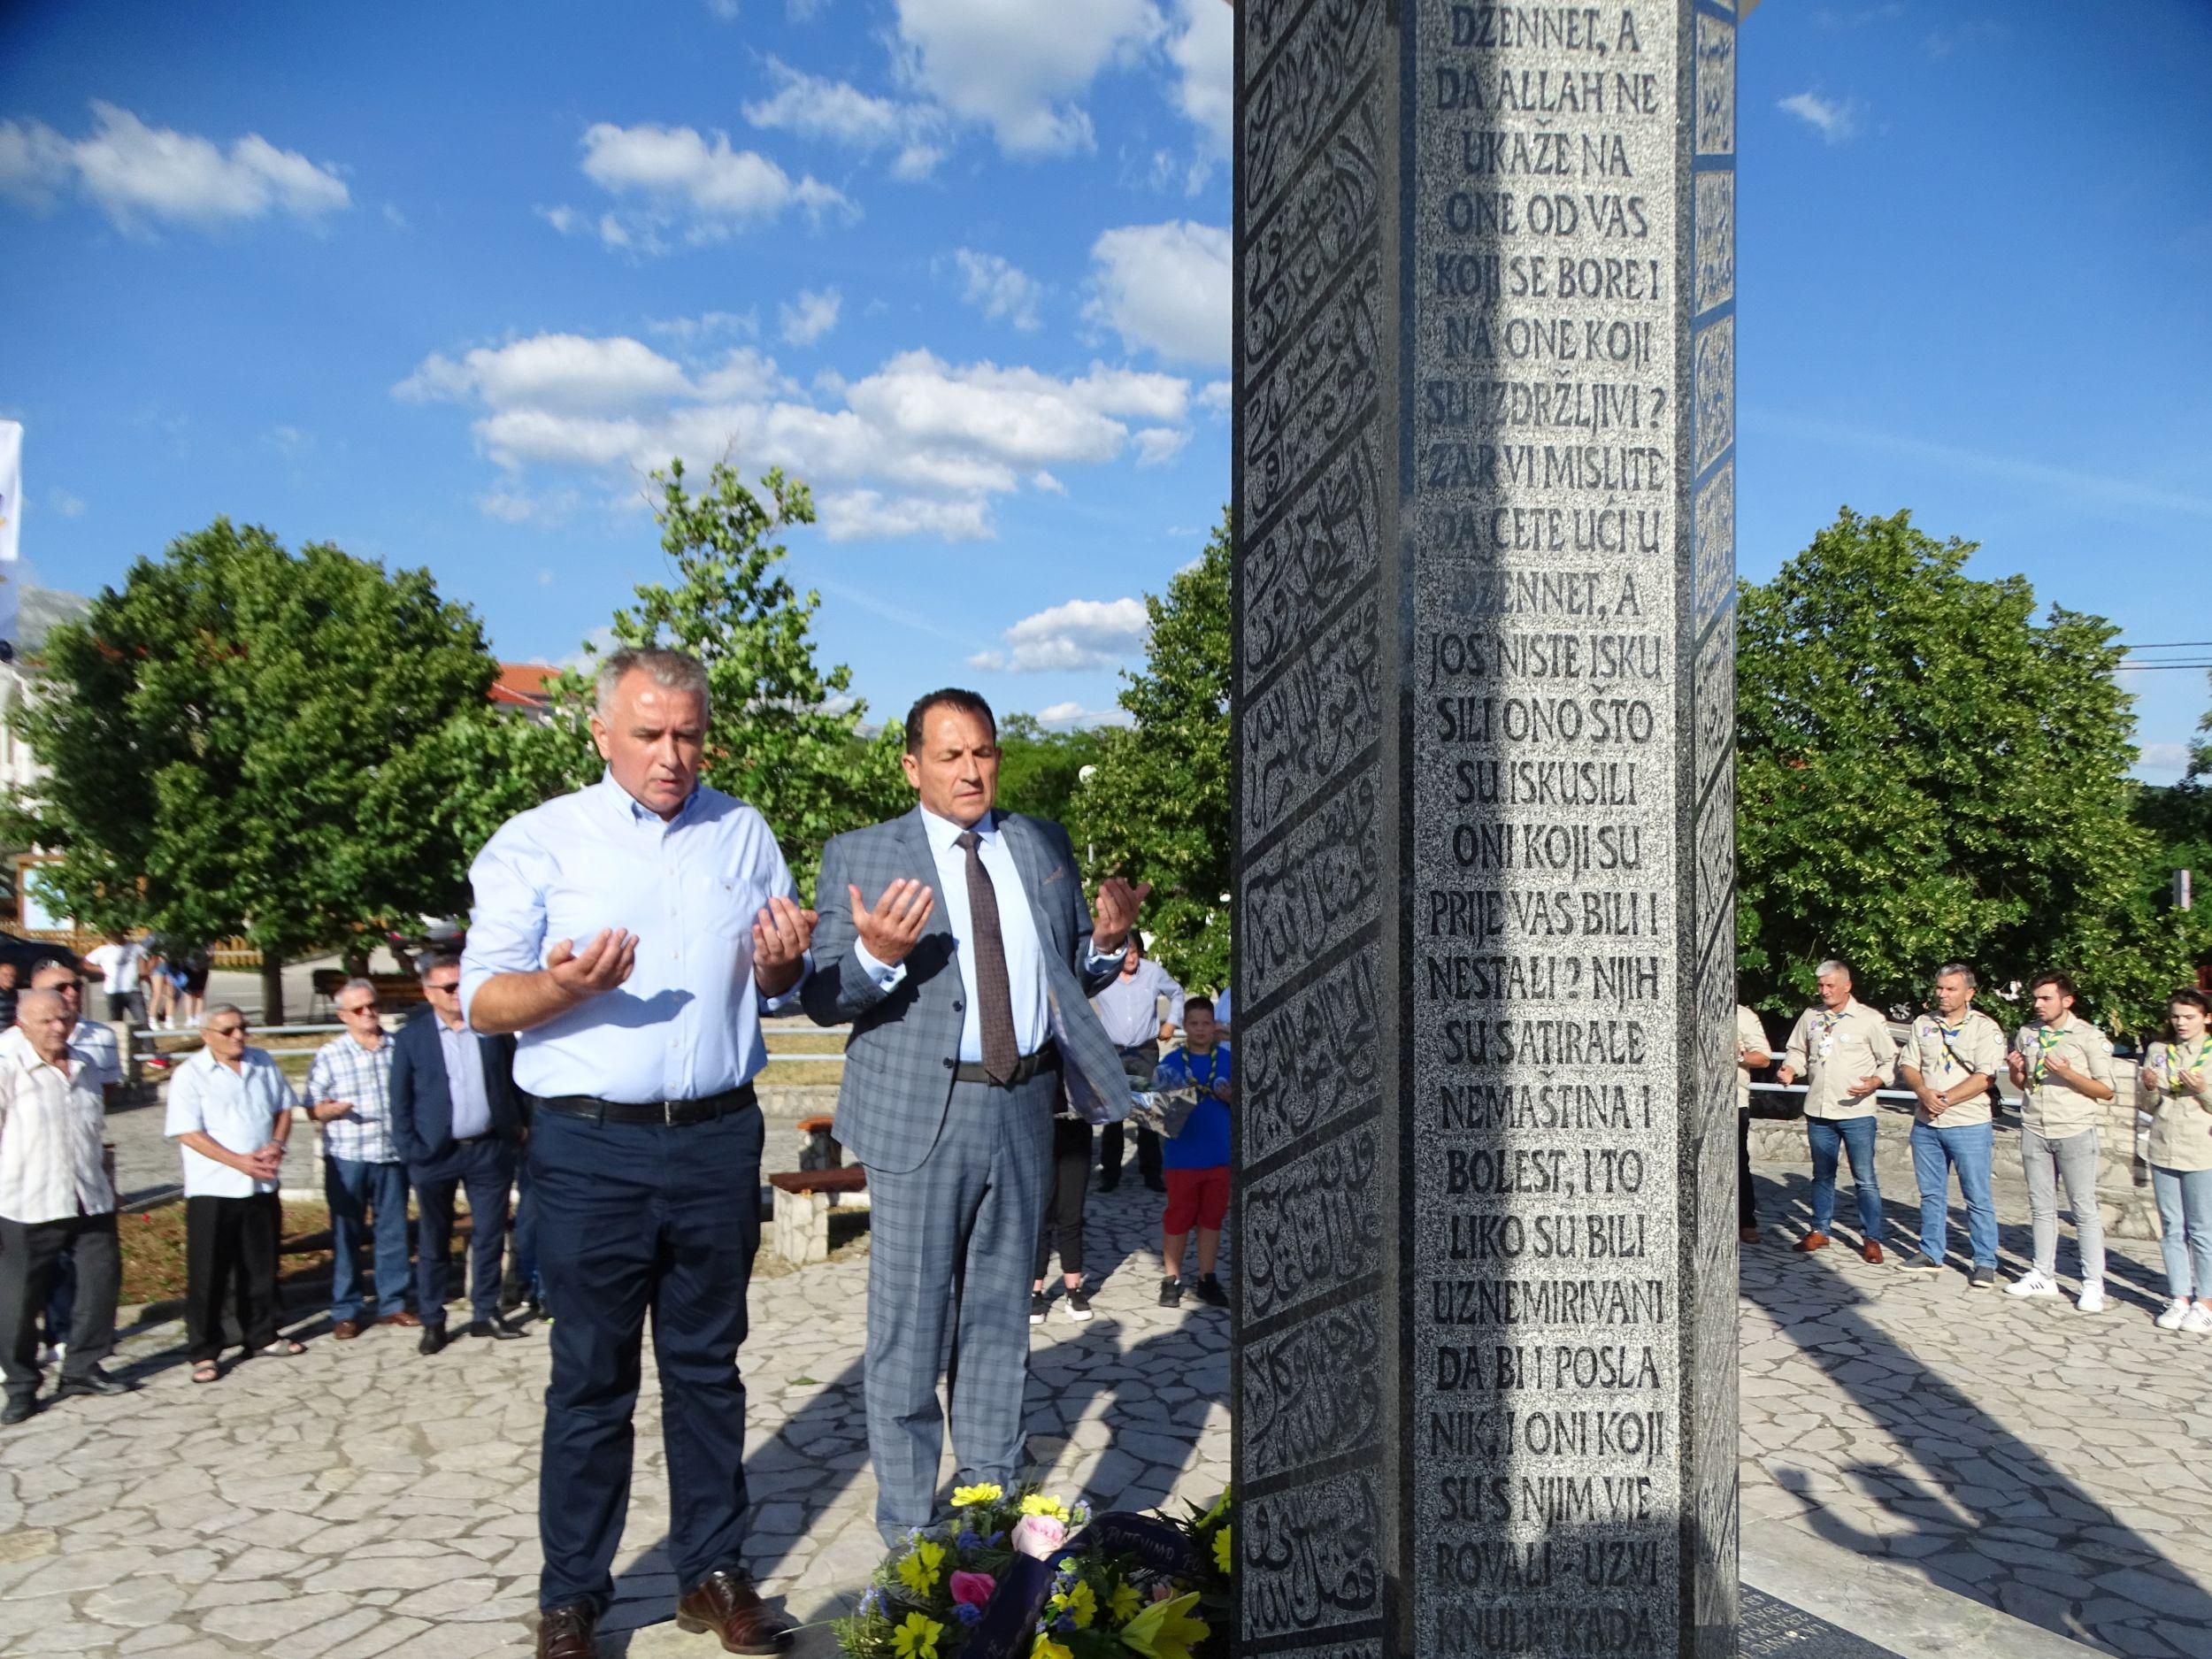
[2006,971,2116,1312]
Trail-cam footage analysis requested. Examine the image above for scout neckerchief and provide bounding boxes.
[2156,1034,2212,1099]
[1930,1012,1979,1080]
[2028,1023,2068,1086]
[1812,1005,1847,1064]
[1186,1048,1222,1093]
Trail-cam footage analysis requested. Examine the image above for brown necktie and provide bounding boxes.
[956,829,1019,1085]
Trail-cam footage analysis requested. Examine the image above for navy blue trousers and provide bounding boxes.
[409,1136,515,1328]
[532,1104,764,1613]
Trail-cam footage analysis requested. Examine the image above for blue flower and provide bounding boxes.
[956,1530,984,1553]
[858,1588,881,1617]
[1055,1615,1078,1633]
[953,1603,982,1626]
[989,1532,1008,1547]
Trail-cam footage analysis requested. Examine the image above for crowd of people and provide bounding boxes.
[2,646,2205,1659]
[1737,959,2212,1328]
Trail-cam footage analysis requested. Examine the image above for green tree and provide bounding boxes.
[565,458,907,898]
[995,713,1112,826]
[4,518,499,1022]
[1072,510,1233,993]
[1736,507,2185,1033]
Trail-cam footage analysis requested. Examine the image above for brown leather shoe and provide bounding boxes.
[536,1603,596,1659]
[1861,1240,1885,1264]
[1793,1232,1830,1253]
[332,1319,363,1341]
[675,1569,792,1655]
[379,1310,422,1328]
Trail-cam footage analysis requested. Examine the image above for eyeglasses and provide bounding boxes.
[424,980,460,995]
[341,1002,383,1015]
[208,1024,248,1037]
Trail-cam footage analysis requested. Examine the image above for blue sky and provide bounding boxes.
[3,0,2207,769]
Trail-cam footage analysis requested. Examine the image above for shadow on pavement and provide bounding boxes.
[1745,1168,2212,1657]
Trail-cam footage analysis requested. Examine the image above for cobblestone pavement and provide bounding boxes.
[0,1156,2205,1656]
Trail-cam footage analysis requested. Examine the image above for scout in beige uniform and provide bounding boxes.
[1896,963,2007,1288]
[2005,972,2116,1310]
[2140,987,2212,1332]
[1775,960,1898,1262]
[1736,1004,1773,1243]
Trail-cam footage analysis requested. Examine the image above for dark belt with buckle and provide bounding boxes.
[537,1083,757,1126]
[952,1041,1061,1088]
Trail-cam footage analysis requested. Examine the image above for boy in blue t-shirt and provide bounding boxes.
[1151,996,1233,1310]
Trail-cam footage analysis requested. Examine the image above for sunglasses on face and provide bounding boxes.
[425,980,460,994]
[342,1002,382,1015]
[209,1024,248,1037]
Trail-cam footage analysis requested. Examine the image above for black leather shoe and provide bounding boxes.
[419,1325,449,1356]
[55,1367,134,1399]
[536,1602,597,1659]
[1,1395,35,1425]
[467,1317,526,1341]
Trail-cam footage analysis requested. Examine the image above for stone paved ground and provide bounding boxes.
[0,1154,2206,1657]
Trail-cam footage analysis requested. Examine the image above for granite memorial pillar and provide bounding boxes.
[1232,4,1739,1656]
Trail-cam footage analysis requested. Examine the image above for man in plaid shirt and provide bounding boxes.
[304,978,417,1339]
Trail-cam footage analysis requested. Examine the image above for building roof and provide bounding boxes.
[489,663,557,708]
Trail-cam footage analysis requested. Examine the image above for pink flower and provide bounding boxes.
[949,1571,996,1608]
[1010,1514,1068,1560]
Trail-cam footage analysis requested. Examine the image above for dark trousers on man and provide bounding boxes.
[184,1194,280,1363]
[1034,1117,1093,1281]
[503,1154,542,1312]
[531,1103,765,1613]
[1738,1110,1756,1230]
[410,1136,515,1331]
[325,1156,412,1323]
[1098,1043,1163,1190]
[0,1213,119,1402]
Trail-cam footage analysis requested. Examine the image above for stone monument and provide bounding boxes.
[1232,3,1739,1656]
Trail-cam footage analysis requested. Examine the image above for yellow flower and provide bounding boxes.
[1053,1580,1097,1630]
[896,1540,946,1597]
[892,1613,943,1659]
[1212,1525,1232,1574]
[952,1483,1004,1508]
[1108,1582,1143,1624]
[1032,1640,1072,1659]
[1019,1494,1071,1521]
[1118,1591,1210,1659]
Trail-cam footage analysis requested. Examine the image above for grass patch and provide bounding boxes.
[117,1198,488,1308]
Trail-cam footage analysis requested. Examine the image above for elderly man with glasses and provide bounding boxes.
[165,1004,303,1383]
[304,978,417,1340]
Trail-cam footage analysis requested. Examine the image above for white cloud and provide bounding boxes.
[0,101,349,231]
[953,250,1045,330]
[971,596,1148,672]
[396,334,1196,543]
[646,309,761,344]
[564,121,854,252]
[1035,700,1133,730]
[1086,220,1229,366]
[893,0,1164,157]
[744,58,944,180]
[48,489,85,518]
[1165,0,1232,154]
[1197,378,1230,416]
[706,0,741,17]
[1778,90,1864,145]
[1133,426,1188,466]
[818,489,991,541]
[479,485,580,526]
[779,287,842,346]
[2137,741,2192,776]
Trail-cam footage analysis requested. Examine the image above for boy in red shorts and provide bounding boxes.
[1151,997,1234,1309]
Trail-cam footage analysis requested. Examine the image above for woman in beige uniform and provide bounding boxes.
[2141,987,2212,1333]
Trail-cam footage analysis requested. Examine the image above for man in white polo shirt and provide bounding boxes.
[0,990,131,1423]
[165,1004,302,1381]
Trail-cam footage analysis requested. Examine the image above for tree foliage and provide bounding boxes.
[1071,510,1233,993]
[995,713,1112,828]
[464,458,909,901]
[4,518,498,1014]
[1735,507,2185,1033]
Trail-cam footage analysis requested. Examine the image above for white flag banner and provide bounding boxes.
[0,419,19,565]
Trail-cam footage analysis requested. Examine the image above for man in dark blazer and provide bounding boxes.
[391,950,526,1353]
[803,687,1140,1544]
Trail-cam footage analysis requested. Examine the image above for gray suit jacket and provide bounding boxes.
[802,807,1128,1174]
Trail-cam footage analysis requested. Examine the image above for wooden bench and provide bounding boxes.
[766,1166,868,1264]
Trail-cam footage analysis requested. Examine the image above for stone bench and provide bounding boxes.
[766,1166,868,1264]
[796,1114,841,1171]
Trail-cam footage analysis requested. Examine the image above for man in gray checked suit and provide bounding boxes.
[803,688,1139,1543]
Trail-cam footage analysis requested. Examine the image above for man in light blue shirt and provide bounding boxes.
[463,648,813,1659]
[1090,933,1185,1192]
[165,1006,300,1379]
